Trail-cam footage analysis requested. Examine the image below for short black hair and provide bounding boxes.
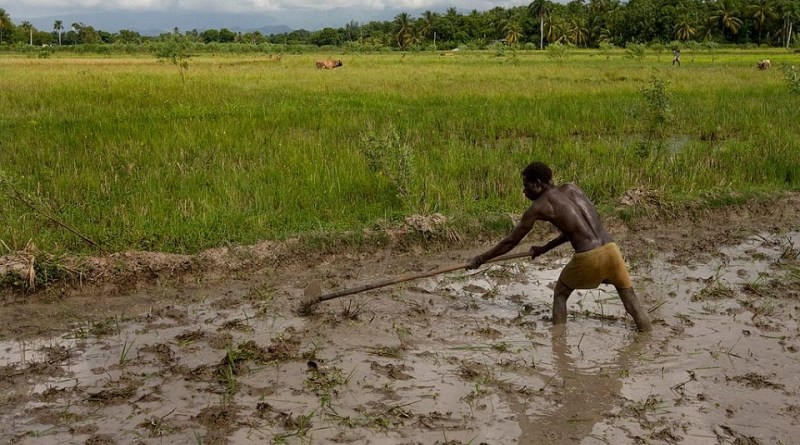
[522,162,553,184]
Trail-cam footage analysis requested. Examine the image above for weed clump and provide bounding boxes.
[784,65,800,95]
[359,124,415,203]
[635,74,673,157]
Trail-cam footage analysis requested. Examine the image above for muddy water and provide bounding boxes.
[1,232,798,444]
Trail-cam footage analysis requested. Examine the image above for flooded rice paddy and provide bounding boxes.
[1,231,798,444]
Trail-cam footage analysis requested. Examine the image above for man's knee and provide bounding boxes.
[554,280,574,301]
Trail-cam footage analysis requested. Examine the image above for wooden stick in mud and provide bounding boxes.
[299,249,532,313]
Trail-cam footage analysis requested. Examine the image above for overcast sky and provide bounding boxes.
[2,1,533,18]
[1,0,538,31]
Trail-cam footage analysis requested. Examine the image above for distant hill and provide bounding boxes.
[26,10,293,36]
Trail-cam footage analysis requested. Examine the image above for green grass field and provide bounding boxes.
[1,48,798,254]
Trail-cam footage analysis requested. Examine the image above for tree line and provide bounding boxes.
[1,0,797,51]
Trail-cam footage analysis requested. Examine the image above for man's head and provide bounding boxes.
[521,161,553,200]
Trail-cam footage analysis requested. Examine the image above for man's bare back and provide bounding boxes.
[525,184,613,253]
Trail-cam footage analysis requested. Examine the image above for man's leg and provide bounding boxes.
[616,287,652,332]
[552,280,574,325]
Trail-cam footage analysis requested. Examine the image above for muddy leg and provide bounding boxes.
[552,280,574,326]
[616,286,652,332]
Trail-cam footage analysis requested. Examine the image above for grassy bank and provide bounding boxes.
[1,49,798,254]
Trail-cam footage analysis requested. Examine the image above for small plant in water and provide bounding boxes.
[119,340,134,365]
[692,278,734,301]
[272,410,316,443]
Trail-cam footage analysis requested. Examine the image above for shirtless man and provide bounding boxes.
[467,162,652,332]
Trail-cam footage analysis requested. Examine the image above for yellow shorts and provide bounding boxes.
[559,243,633,290]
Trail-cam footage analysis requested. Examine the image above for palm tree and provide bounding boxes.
[394,12,414,50]
[504,20,523,45]
[489,7,510,40]
[529,0,551,49]
[567,17,589,46]
[546,16,567,44]
[778,0,799,48]
[419,10,438,44]
[674,17,697,41]
[21,21,33,45]
[699,14,718,41]
[748,0,777,44]
[712,0,744,38]
[0,8,13,44]
[54,20,63,45]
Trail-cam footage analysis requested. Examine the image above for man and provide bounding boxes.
[467,162,652,332]
[672,48,681,66]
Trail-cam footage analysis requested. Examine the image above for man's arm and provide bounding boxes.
[529,233,568,258]
[467,207,538,269]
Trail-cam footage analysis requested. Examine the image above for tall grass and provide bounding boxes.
[1,49,798,254]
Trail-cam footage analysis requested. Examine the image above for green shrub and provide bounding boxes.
[625,43,647,61]
[359,125,415,204]
[546,42,570,61]
[783,65,800,95]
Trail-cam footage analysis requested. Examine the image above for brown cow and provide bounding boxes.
[315,59,343,69]
[756,59,771,70]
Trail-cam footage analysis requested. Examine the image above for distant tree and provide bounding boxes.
[487,7,510,40]
[311,27,341,46]
[748,0,778,44]
[567,17,589,46]
[0,9,12,44]
[242,31,265,44]
[546,15,567,44]
[438,7,461,42]
[153,34,192,82]
[116,29,142,44]
[712,0,743,38]
[394,12,414,49]
[218,28,236,43]
[674,17,697,41]
[21,21,33,45]
[54,20,63,45]
[71,22,100,44]
[699,13,719,41]
[343,20,359,42]
[529,0,552,49]
[199,29,220,43]
[777,0,798,48]
[582,0,604,46]
[504,20,524,45]
[419,10,439,44]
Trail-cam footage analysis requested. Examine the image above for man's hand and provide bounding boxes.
[529,245,545,259]
[466,256,483,270]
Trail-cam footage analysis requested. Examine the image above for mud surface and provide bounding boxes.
[1,198,799,444]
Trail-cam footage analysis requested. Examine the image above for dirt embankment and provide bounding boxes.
[3,193,799,302]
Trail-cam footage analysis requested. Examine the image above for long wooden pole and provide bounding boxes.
[304,249,531,307]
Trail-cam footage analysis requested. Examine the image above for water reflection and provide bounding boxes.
[509,326,651,445]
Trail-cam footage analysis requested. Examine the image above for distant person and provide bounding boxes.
[466,162,652,332]
[672,48,681,66]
